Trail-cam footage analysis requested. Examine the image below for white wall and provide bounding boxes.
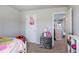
[0,5,22,37]
[70,6,79,35]
[22,7,67,44]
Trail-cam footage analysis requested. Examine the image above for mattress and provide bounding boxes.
[0,38,25,53]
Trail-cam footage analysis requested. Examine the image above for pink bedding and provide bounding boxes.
[0,45,7,51]
[0,38,25,53]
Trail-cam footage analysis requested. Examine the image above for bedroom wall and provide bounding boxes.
[69,5,79,35]
[0,5,22,37]
[22,7,67,44]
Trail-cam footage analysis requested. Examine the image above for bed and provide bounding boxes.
[0,37,27,53]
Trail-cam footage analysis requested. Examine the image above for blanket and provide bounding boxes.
[0,38,25,53]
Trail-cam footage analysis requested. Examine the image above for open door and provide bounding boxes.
[65,8,72,34]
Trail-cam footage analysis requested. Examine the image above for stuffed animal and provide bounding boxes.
[16,35,26,43]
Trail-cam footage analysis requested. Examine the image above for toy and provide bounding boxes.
[16,35,26,43]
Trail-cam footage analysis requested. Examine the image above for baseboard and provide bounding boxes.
[28,41,40,44]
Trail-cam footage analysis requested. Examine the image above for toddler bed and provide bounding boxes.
[0,37,27,53]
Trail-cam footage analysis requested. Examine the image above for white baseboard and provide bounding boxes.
[28,41,40,44]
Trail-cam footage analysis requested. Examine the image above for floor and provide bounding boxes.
[27,37,67,53]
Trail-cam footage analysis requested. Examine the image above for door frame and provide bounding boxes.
[52,11,67,46]
[52,8,73,46]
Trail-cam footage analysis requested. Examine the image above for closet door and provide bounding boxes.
[65,8,72,34]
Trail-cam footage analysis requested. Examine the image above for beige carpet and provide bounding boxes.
[27,38,67,53]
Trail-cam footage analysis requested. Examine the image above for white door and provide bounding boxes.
[65,8,72,34]
[26,14,37,43]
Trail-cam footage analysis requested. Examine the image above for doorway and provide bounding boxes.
[54,13,66,40]
[52,8,72,52]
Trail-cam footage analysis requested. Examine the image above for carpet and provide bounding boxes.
[27,37,67,53]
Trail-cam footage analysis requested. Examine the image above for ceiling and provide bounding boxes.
[9,5,69,11]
